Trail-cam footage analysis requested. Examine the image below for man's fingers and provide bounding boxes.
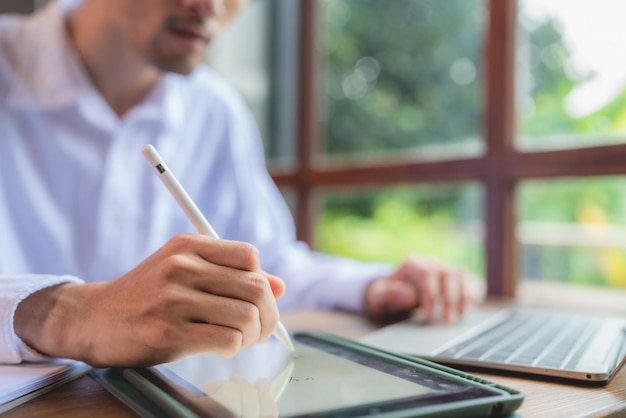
[186,323,244,358]
[388,256,475,323]
[365,255,480,324]
[263,271,287,299]
[185,268,279,344]
[161,236,283,343]
[164,234,262,272]
[438,267,468,323]
[437,268,451,322]
[365,279,418,318]
[398,258,438,321]
[455,269,468,316]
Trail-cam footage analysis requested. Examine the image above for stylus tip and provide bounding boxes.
[274,321,295,352]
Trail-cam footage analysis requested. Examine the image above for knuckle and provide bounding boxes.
[160,254,189,278]
[145,321,177,349]
[160,287,191,310]
[246,273,270,298]
[238,301,260,324]
[219,330,244,358]
[167,234,191,251]
[266,309,279,331]
[239,243,260,269]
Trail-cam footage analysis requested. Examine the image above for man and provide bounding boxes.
[0,0,476,367]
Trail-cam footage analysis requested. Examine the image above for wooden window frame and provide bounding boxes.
[269,0,626,298]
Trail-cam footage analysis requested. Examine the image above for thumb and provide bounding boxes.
[366,278,418,318]
[262,271,286,299]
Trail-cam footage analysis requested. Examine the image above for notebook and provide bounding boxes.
[0,360,90,413]
[360,305,626,384]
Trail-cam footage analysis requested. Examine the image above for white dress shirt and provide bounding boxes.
[0,2,392,363]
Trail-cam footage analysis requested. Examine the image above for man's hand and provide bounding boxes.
[364,256,484,323]
[14,234,285,367]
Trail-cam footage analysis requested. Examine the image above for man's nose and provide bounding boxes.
[179,0,225,18]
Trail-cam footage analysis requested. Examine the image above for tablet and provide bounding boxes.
[91,331,523,417]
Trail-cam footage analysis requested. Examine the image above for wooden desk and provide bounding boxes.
[4,309,626,418]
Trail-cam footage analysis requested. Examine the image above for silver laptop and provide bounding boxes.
[359,305,626,384]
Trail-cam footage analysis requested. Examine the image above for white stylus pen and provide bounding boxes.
[142,144,295,352]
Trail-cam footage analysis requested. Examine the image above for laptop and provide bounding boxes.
[359,305,626,384]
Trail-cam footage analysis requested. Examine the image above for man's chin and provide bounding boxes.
[156,57,203,75]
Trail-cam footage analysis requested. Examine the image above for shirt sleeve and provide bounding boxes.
[270,244,395,313]
[216,103,395,313]
[0,275,83,364]
[254,193,395,313]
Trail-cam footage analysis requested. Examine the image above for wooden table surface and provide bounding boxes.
[4,308,626,418]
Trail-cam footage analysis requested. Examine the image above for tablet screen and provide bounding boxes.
[144,332,507,417]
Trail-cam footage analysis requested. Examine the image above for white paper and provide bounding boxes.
[0,360,89,407]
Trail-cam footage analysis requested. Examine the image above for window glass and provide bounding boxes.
[208,2,270,143]
[315,184,484,277]
[319,0,486,161]
[207,1,299,164]
[516,0,626,150]
[518,177,626,288]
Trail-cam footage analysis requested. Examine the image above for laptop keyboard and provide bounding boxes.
[438,311,602,370]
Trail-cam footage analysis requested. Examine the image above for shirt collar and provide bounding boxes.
[5,1,88,110]
[5,1,184,134]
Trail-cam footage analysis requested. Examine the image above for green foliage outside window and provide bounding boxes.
[320,0,485,155]
[315,186,484,277]
[315,1,626,288]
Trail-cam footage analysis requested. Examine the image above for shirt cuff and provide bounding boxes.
[322,262,394,312]
[273,247,394,314]
[0,275,83,363]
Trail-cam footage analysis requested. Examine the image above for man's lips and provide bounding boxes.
[167,20,210,44]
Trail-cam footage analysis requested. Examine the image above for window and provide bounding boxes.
[519,177,626,287]
[318,0,486,161]
[316,185,484,277]
[513,0,626,291]
[213,0,626,298]
[208,0,300,166]
[517,0,626,150]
